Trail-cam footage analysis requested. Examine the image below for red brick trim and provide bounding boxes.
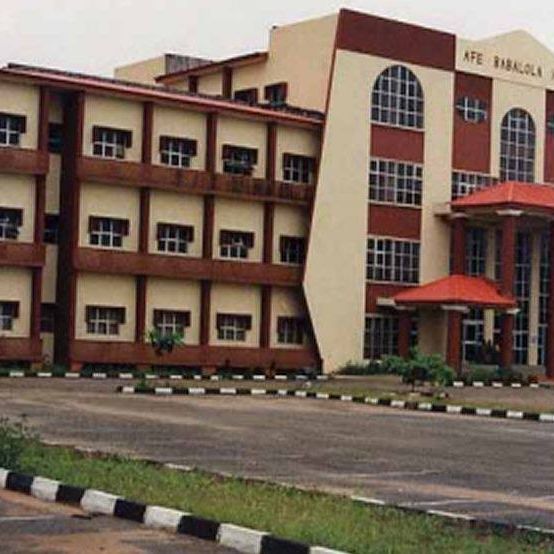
[200,280,211,346]
[336,9,455,72]
[73,248,302,287]
[366,283,413,312]
[0,243,45,268]
[0,338,42,362]
[54,91,84,366]
[260,285,272,349]
[0,148,49,176]
[368,204,421,240]
[451,217,466,275]
[370,125,424,163]
[70,340,317,370]
[545,92,554,183]
[263,203,275,264]
[452,72,492,173]
[222,67,233,99]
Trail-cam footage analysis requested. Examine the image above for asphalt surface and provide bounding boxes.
[0,488,238,553]
[2,379,554,530]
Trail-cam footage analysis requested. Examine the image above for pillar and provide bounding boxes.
[546,221,554,377]
[444,306,466,374]
[451,213,467,275]
[498,211,520,369]
[398,311,412,358]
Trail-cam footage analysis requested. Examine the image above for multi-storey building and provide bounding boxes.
[2,9,554,375]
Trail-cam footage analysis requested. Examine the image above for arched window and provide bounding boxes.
[500,108,536,182]
[371,65,424,129]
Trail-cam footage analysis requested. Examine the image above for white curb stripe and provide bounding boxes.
[144,505,187,530]
[446,405,463,414]
[37,372,52,378]
[275,375,287,381]
[418,403,432,411]
[539,413,554,422]
[316,393,329,400]
[310,547,349,554]
[121,386,135,394]
[220,388,237,395]
[507,410,524,419]
[340,395,353,402]
[92,373,107,379]
[0,468,8,488]
[65,372,79,379]
[189,388,206,395]
[473,382,484,388]
[391,400,406,408]
[253,375,266,381]
[81,489,119,515]
[9,371,24,378]
[351,495,387,506]
[218,523,266,553]
[155,387,173,395]
[251,389,267,395]
[452,381,464,388]
[476,408,492,416]
[31,477,60,502]
[492,382,503,388]
[119,373,134,379]
[295,391,307,398]
[169,375,183,380]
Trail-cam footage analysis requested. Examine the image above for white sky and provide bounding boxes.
[3,0,554,76]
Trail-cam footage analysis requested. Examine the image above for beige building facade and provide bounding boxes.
[2,9,554,375]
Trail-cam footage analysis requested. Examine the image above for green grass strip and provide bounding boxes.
[12,442,554,554]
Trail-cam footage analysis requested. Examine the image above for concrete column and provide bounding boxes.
[444,305,467,374]
[451,214,467,275]
[398,311,412,358]
[483,227,497,343]
[528,232,542,366]
[498,211,521,369]
[546,222,554,377]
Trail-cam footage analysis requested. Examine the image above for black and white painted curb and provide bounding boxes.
[0,370,328,382]
[451,380,545,389]
[0,467,345,554]
[118,385,554,424]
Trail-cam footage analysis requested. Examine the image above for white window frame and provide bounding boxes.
[283,155,314,184]
[220,232,251,260]
[465,227,487,277]
[217,314,249,342]
[500,108,536,183]
[451,171,496,200]
[279,236,305,265]
[92,129,125,160]
[369,158,423,207]
[366,236,420,284]
[456,96,488,123]
[371,65,424,130]
[0,208,22,240]
[157,224,192,254]
[277,317,304,345]
[86,306,124,336]
[89,217,126,249]
[364,314,399,360]
[0,115,22,147]
[0,302,17,331]
[160,138,194,168]
[155,310,188,338]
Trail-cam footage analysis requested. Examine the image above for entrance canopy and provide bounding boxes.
[393,275,516,309]
[452,181,554,216]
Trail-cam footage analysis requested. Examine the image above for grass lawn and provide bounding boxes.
[6,439,553,553]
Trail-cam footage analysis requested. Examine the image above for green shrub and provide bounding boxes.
[387,349,454,389]
[148,328,184,356]
[337,360,388,375]
[0,418,35,470]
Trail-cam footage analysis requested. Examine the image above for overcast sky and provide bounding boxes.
[3,0,554,76]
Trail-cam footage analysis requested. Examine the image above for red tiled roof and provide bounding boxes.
[393,275,516,309]
[452,181,554,212]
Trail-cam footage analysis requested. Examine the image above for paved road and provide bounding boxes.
[2,379,554,529]
[0,487,237,553]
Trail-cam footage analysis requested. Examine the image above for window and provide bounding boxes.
[451,171,496,200]
[0,301,19,331]
[283,154,316,184]
[157,223,194,254]
[367,236,420,284]
[219,230,254,259]
[364,315,399,360]
[277,317,304,345]
[514,232,531,365]
[48,123,63,154]
[279,236,305,264]
[40,303,56,333]
[153,309,190,337]
[369,158,423,206]
[455,97,488,123]
[234,88,258,105]
[539,231,550,366]
[500,108,535,182]
[0,113,26,147]
[0,208,23,240]
[465,227,487,276]
[216,313,252,341]
[159,136,197,168]
[371,66,424,129]
[264,83,287,106]
[222,145,258,176]
[92,126,132,160]
[44,214,59,244]
[547,115,554,135]
[88,216,129,248]
[462,309,484,362]
[85,306,125,335]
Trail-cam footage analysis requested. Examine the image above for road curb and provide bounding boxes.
[0,467,346,554]
[117,385,554,424]
[0,370,328,382]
